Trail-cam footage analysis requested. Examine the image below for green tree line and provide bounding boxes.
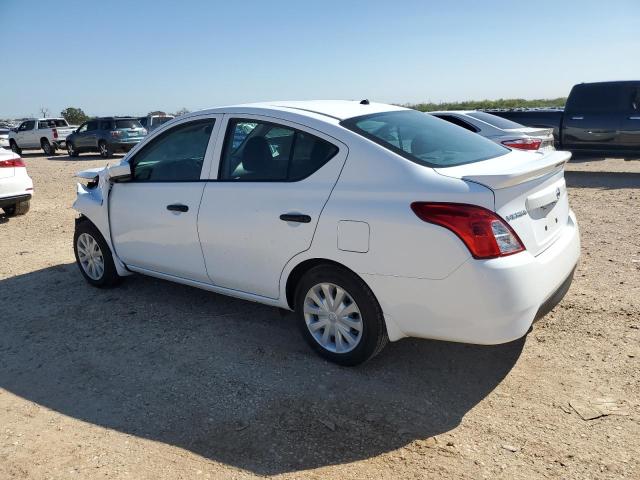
[407,97,566,112]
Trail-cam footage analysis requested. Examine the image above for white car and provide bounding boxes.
[72,100,580,365]
[0,147,33,216]
[9,118,76,156]
[0,128,10,149]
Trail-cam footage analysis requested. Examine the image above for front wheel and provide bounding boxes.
[73,219,121,288]
[294,265,388,366]
[9,140,21,155]
[67,141,79,157]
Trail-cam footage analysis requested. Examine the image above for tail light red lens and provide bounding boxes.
[110,131,122,137]
[501,138,541,150]
[52,128,58,139]
[0,158,26,168]
[410,202,525,259]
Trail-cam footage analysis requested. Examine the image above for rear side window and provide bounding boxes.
[86,121,98,131]
[342,110,508,168]
[219,119,338,181]
[115,119,143,129]
[38,120,52,129]
[433,114,479,132]
[466,111,524,130]
[100,120,112,130]
[566,84,626,113]
[131,119,214,182]
[53,119,68,127]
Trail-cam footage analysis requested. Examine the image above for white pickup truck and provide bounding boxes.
[9,118,76,156]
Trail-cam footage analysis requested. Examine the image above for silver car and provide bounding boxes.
[430,110,555,152]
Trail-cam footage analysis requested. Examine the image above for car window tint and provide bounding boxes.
[23,121,35,130]
[77,123,88,133]
[86,121,98,131]
[466,111,523,130]
[342,110,508,168]
[434,115,480,132]
[116,119,142,129]
[567,84,626,113]
[220,119,338,181]
[139,118,148,127]
[131,118,214,182]
[100,121,112,130]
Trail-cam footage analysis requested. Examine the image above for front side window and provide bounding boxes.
[20,121,35,131]
[220,119,338,181]
[341,110,508,168]
[86,121,98,131]
[100,120,112,130]
[131,118,215,182]
[567,84,626,113]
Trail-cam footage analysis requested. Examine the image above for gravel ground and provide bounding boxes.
[0,152,638,479]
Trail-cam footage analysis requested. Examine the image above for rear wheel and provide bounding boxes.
[2,200,30,216]
[294,265,388,366]
[41,139,56,156]
[73,219,121,288]
[67,141,79,157]
[98,141,113,158]
[9,140,21,155]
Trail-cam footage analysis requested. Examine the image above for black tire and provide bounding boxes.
[2,200,30,216]
[294,264,388,366]
[41,139,56,156]
[73,219,121,288]
[67,141,79,157]
[98,140,113,159]
[9,140,21,155]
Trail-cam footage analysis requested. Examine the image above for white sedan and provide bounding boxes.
[72,101,580,365]
[0,147,33,216]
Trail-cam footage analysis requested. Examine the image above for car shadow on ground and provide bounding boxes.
[0,264,524,475]
[565,170,640,190]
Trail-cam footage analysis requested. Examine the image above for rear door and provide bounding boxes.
[109,115,221,282]
[562,83,624,152]
[198,115,346,299]
[82,120,99,149]
[617,84,640,152]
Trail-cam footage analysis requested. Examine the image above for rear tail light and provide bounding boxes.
[501,138,541,150]
[0,158,26,168]
[52,128,58,139]
[111,131,122,137]
[410,202,525,259]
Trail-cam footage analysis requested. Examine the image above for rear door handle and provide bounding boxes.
[167,203,189,212]
[571,116,584,120]
[280,213,311,223]
[629,116,640,120]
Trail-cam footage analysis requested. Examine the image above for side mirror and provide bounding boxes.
[107,163,132,182]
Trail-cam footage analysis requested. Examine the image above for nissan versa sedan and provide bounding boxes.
[72,100,580,365]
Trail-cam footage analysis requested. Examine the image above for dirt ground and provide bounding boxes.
[0,151,638,479]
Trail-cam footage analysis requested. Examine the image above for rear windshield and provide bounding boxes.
[467,111,524,130]
[115,119,143,129]
[341,110,508,167]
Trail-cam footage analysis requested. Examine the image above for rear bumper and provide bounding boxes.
[364,210,580,344]
[109,140,143,151]
[0,193,31,208]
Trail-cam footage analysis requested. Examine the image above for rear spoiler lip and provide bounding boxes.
[436,150,571,190]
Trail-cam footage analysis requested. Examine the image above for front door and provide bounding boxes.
[16,120,36,147]
[109,115,221,282]
[198,115,347,299]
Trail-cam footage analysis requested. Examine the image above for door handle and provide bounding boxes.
[571,116,584,120]
[280,213,311,223]
[629,116,640,120]
[167,204,189,212]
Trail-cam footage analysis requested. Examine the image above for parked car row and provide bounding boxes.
[8,114,175,158]
[487,81,640,155]
[72,100,580,365]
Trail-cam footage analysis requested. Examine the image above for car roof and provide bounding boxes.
[187,100,407,123]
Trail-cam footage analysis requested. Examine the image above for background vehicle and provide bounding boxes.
[138,114,174,133]
[430,110,555,152]
[488,81,640,154]
[0,147,33,216]
[8,118,75,156]
[0,128,9,149]
[66,117,147,158]
[72,101,579,366]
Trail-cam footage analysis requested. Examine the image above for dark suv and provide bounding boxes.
[66,117,147,158]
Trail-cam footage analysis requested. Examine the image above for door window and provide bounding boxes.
[100,120,113,130]
[19,121,35,131]
[130,118,215,182]
[219,119,338,181]
[77,123,88,133]
[38,120,53,129]
[86,121,98,131]
[566,84,626,113]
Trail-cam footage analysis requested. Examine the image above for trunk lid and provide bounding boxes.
[435,150,571,256]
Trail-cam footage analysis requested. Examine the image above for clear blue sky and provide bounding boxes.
[1,0,638,118]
